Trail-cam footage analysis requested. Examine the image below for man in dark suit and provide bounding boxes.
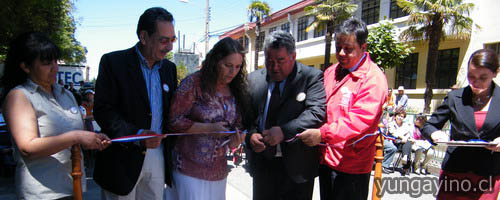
[246,31,326,200]
[93,7,177,200]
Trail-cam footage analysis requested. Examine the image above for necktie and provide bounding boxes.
[265,81,282,129]
[336,67,350,82]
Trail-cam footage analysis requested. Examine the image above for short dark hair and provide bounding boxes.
[335,18,368,47]
[82,91,94,103]
[394,107,406,117]
[468,49,499,73]
[415,113,427,123]
[136,7,174,38]
[264,31,296,54]
[1,32,60,104]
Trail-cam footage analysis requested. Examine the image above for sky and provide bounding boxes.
[73,0,302,79]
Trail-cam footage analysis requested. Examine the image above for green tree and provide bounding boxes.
[305,0,358,71]
[166,52,174,61]
[176,62,189,84]
[248,0,270,70]
[0,0,86,64]
[397,0,475,113]
[367,21,414,71]
[165,52,188,84]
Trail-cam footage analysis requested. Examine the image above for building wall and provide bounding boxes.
[174,53,200,74]
[237,0,500,113]
[456,0,500,87]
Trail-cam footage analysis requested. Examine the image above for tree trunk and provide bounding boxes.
[322,21,334,71]
[423,15,443,113]
[254,22,261,71]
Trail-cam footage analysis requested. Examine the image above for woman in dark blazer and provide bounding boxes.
[422,49,500,199]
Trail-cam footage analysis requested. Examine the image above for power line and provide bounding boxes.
[209,23,243,34]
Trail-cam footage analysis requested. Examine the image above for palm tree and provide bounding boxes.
[397,0,475,113]
[248,0,270,70]
[305,0,358,71]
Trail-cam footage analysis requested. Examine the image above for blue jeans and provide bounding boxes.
[383,139,397,168]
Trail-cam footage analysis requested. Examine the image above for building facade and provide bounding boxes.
[221,0,500,113]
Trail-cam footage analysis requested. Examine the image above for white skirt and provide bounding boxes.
[164,171,227,200]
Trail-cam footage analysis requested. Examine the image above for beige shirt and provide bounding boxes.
[12,79,85,199]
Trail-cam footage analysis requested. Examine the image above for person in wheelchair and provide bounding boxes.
[387,108,413,175]
[411,113,433,175]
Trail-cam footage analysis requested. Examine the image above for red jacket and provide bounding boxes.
[320,53,388,174]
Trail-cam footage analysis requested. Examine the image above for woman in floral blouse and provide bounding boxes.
[164,37,251,200]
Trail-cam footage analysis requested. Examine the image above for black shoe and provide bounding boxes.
[382,167,392,174]
[400,168,409,176]
[421,168,430,175]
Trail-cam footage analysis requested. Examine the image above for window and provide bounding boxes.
[362,0,380,25]
[395,53,418,89]
[314,25,325,38]
[269,26,277,34]
[256,32,265,52]
[485,43,500,63]
[390,0,408,19]
[237,36,249,52]
[436,48,460,89]
[297,16,308,42]
[281,22,290,33]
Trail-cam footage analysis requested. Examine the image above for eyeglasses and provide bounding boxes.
[159,36,177,45]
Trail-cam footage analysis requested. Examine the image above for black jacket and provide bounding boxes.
[422,83,500,176]
[93,46,177,195]
[246,62,326,183]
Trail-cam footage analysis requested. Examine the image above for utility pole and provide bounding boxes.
[205,0,210,55]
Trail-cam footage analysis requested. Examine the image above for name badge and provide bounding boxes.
[70,107,79,114]
[296,92,306,102]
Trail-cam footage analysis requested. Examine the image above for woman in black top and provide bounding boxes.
[422,49,500,199]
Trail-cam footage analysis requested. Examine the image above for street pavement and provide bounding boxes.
[10,156,500,199]
[225,160,437,200]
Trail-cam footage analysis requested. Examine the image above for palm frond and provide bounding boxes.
[407,12,429,25]
[306,21,320,32]
[447,16,473,40]
[248,0,271,22]
[304,0,357,30]
[397,0,418,14]
[399,26,425,41]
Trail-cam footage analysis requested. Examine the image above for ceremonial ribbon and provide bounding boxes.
[111,131,238,143]
[286,128,383,147]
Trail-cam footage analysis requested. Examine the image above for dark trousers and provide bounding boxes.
[253,157,314,200]
[395,142,413,169]
[319,164,370,200]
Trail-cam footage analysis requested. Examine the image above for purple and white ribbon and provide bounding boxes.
[111,131,238,143]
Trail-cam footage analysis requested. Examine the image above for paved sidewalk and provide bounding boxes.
[225,161,437,200]
[2,159,496,200]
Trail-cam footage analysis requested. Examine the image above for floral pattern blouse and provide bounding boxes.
[168,72,242,181]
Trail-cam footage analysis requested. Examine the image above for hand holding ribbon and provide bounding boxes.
[249,133,266,152]
[486,137,500,152]
[297,129,322,147]
[228,129,246,149]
